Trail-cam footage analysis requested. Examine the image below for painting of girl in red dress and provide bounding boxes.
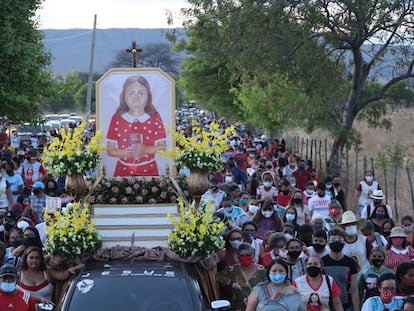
[106,75,167,176]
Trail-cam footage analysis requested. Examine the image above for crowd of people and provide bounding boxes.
[191,130,414,311]
[0,131,83,309]
[0,111,414,310]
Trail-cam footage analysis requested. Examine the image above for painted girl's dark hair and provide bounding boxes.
[116,75,157,117]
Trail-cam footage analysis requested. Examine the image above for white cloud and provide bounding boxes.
[37,0,189,29]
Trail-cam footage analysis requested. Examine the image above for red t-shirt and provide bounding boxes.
[278,192,293,208]
[0,288,36,311]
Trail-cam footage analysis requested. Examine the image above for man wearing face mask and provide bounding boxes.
[252,198,283,240]
[308,182,332,218]
[201,178,226,211]
[0,264,36,311]
[225,157,247,191]
[307,229,330,258]
[303,180,316,206]
[292,159,311,191]
[323,227,359,311]
[340,211,372,272]
[29,181,48,223]
[216,196,246,225]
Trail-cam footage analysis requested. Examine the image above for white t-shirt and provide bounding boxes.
[308,194,332,218]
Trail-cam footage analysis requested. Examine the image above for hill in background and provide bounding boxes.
[42,28,185,75]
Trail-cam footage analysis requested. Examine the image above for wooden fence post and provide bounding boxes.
[406,164,414,213]
[355,151,359,187]
[382,161,389,205]
[306,139,309,160]
[393,164,398,220]
[363,155,367,175]
[319,140,322,174]
[345,150,349,198]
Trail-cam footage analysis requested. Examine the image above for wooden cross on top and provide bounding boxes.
[125,40,143,68]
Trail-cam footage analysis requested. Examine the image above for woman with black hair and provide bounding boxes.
[368,204,390,233]
[246,259,304,311]
[361,273,403,311]
[396,261,414,297]
[402,297,414,311]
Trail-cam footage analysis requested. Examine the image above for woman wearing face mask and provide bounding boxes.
[5,228,23,258]
[325,200,343,231]
[361,273,403,311]
[241,221,263,263]
[289,191,310,225]
[293,256,343,311]
[401,215,414,247]
[218,228,244,269]
[283,207,301,234]
[356,170,381,217]
[252,198,283,240]
[217,243,267,311]
[245,259,304,311]
[17,195,39,225]
[9,226,43,258]
[256,172,278,203]
[384,226,414,270]
[358,246,394,303]
[368,204,390,233]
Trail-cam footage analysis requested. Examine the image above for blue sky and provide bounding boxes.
[37,0,189,29]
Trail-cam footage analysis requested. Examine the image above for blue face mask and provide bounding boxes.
[286,214,296,222]
[240,199,249,205]
[269,273,286,284]
[1,281,16,293]
[224,207,233,215]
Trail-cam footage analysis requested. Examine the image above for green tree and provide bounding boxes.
[179,0,414,173]
[0,0,54,123]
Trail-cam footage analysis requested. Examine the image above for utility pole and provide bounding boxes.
[85,14,97,132]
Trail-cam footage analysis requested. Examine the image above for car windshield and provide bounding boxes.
[17,124,43,133]
[66,272,197,311]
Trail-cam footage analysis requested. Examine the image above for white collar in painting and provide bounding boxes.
[122,113,150,123]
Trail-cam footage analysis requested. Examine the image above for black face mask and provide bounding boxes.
[10,239,22,248]
[210,186,218,192]
[317,192,325,198]
[330,241,344,253]
[312,243,325,253]
[4,223,14,232]
[306,266,321,277]
[33,189,41,195]
[282,190,290,195]
[24,237,37,246]
[333,182,340,187]
[371,259,384,267]
[288,250,301,259]
[293,198,302,204]
[383,231,391,238]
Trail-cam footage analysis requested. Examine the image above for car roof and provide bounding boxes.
[80,260,189,279]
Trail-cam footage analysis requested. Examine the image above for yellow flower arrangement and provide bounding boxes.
[159,121,235,172]
[44,202,102,259]
[42,121,105,176]
[168,198,225,257]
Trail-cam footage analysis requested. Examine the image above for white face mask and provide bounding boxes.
[345,225,358,236]
[263,182,272,188]
[365,176,373,182]
[326,184,332,189]
[306,189,314,195]
[404,225,413,233]
[261,210,274,218]
[290,182,296,187]
[248,205,259,214]
[229,240,242,249]
[225,176,233,183]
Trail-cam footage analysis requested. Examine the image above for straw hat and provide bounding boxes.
[389,226,407,238]
[339,211,366,230]
[371,190,385,200]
